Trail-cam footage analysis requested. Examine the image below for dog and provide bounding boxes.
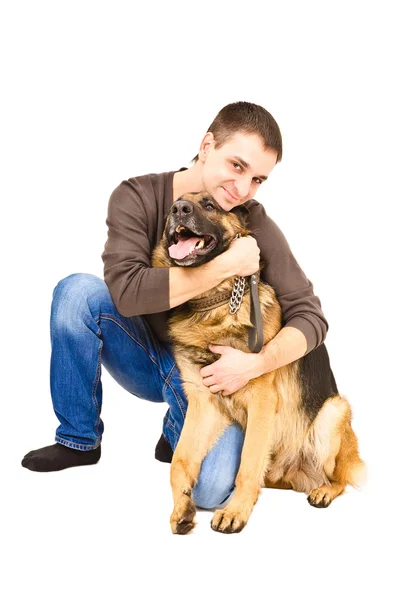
[151,191,367,534]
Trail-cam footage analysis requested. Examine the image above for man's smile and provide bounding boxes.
[222,187,241,202]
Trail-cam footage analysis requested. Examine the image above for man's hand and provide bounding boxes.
[200,343,266,396]
[218,235,261,278]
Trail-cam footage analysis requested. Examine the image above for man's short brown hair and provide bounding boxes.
[191,101,283,164]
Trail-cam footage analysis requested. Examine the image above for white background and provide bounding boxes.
[2,1,399,598]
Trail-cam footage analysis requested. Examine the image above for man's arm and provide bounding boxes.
[247,201,329,357]
[169,255,233,308]
[199,203,328,395]
[169,236,258,307]
[257,326,308,375]
[101,179,233,317]
[202,326,308,396]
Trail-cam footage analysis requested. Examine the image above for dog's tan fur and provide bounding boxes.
[151,192,367,534]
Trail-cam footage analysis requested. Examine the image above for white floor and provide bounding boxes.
[6,367,396,600]
[4,1,399,597]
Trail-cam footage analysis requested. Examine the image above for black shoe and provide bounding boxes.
[155,433,173,463]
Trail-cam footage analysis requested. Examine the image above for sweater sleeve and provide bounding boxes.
[101,179,170,317]
[248,202,329,355]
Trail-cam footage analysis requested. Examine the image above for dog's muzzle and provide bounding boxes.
[167,200,217,260]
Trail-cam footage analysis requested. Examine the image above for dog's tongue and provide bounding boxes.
[168,236,202,259]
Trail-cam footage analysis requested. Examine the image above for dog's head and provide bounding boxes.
[161,191,250,267]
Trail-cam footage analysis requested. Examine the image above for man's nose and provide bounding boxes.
[234,178,252,200]
[172,200,194,219]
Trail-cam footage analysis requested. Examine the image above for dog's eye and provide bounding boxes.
[205,203,215,211]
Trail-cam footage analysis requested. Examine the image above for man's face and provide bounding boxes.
[199,131,278,211]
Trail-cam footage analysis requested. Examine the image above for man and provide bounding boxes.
[21,102,328,510]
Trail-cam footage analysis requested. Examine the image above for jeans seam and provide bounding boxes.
[55,436,100,451]
[92,339,102,437]
[164,362,176,386]
[165,420,175,434]
[97,314,184,435]
[98,314,169,384]
[98,314,181,394]
[163,365,187,422]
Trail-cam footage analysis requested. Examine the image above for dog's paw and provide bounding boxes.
[170,501,197,535]
[307,485,334,508]
[210,508,247,534]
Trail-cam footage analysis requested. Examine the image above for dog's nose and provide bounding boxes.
[172,200,194,218]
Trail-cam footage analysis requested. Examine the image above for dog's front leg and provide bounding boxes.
[170,380,230,535]
[211,379,278,533]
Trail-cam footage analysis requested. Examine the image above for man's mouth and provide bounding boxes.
[223,187,240,201]
[168,225,217,260]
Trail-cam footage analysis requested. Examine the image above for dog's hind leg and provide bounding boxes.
[169,388,230,535]
[263,476,293,490]
[211,377,278,534]
[307,395,368,508]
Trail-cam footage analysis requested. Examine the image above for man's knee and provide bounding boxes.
[53,273,103,297]
[191,423,244,509]
[51,273,107,331]
[192,474,235,509]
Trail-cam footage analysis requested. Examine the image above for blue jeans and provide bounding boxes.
[50,273,244,509]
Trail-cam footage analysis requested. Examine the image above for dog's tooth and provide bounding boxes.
[196,239,205,249]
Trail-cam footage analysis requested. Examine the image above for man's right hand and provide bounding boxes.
[218,235,261,277]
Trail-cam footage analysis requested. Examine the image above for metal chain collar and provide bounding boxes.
[229,276,246,314]
[229,233,246,315]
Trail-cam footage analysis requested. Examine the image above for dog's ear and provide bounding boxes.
[230,204,250,227]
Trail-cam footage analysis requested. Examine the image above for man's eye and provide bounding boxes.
[233,161,261,185]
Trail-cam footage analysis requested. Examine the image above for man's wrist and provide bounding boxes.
[257,327,308,375]
[209,253,234,280]
[257,340,280,375]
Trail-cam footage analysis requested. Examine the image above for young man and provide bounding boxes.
[21,102,328,511]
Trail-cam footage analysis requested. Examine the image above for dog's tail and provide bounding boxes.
[347,458,368,490]
[337,405,368,492]
[325,395,368,492]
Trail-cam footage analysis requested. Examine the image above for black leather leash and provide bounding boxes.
[248,273,264,352]
[229,233,264,353]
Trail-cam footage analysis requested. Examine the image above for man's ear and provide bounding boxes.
[230,204,250,227]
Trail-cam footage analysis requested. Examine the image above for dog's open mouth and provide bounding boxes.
[168,225,217,260]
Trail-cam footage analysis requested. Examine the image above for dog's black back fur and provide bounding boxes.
[299,344,339,422]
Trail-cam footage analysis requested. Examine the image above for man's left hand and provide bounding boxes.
[199,344,265,396]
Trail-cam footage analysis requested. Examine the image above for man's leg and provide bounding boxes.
[21,270,245,501]
[192,423,245,509]
[21,273,179,471]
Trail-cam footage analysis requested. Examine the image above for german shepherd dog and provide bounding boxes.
[151,192,367,535]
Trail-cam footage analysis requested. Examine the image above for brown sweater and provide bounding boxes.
[101,168,329,355]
